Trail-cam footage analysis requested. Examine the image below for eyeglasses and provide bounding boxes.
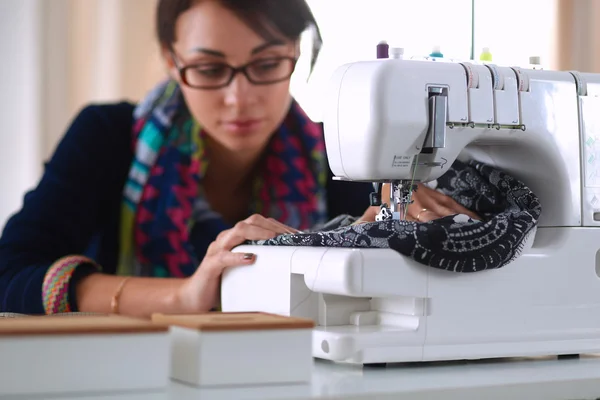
[171,53,298,90]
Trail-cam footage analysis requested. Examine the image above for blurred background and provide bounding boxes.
[0,0,596,227]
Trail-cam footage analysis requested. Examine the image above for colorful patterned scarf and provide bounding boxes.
[117,80,327,278]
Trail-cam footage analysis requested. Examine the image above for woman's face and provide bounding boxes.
[167,0,298,154]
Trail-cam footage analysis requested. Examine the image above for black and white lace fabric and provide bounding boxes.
[250,159,542,272]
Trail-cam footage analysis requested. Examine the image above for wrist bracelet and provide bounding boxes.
[43,255,101,314]
[110,277,131,314]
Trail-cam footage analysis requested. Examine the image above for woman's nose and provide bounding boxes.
[223,72,257,107]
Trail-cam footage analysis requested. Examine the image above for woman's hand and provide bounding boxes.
[176,214,298,313]
[358,183,480,223]
[404,183,480,222]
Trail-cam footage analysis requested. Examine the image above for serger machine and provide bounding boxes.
[221,58,600,365]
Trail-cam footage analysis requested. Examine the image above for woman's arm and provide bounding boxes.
[75,273,184,317]
[76,214,297,317]
[0,103,293,317]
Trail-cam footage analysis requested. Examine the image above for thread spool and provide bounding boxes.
[429,45,443,58]
[377,41,389,59]
[480,47,492,62]
[390,47,404,59]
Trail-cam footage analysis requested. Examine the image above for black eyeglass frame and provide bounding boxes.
[170,51,298,90]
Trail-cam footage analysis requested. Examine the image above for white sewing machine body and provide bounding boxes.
[222,59,600,365]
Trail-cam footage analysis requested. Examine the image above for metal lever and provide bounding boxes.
[369,183,382,206]
[423,88,447,149]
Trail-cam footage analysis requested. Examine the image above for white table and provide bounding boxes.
[26,355,600,400]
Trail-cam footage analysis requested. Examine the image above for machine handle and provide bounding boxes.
[423,89,447,150]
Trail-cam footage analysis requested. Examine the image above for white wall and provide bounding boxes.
[0,0,162,228]
[0,0,44,227]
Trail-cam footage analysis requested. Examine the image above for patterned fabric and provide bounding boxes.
[117,80,327,278]
[252,159,542,272]
[42,255,101,314]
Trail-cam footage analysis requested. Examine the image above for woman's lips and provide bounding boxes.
[222,119,263,134]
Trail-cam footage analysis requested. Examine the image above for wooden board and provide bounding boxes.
[0,314,168,336]
[152,312,315,332]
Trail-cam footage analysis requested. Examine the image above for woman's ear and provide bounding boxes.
[290,39,300,59]
[161,45,180,82]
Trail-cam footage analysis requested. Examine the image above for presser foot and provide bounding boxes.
[371,180,419,221]
[375,204,393,221]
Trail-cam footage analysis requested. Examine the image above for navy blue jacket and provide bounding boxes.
[0,102,372,313]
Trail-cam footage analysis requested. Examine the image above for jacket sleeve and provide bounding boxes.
[0,103,133,313]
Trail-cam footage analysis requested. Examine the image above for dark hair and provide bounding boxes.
[156,0,322,73]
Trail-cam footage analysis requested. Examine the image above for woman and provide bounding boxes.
[0,0,475,317]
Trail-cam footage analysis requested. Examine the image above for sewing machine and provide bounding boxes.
[221,58,600,365]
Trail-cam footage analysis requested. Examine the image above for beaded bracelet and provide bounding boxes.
[42,255,101,314]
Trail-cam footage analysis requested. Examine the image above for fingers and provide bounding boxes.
[429,191,481,221]
[217,223,278,251]
[357,182,480,224]
[409,191,452,222]
[245,214,298,235]
[359,182,481,223]
[199,213,301,282]
[410,208,441,222]
[208,214,296,255]
[201,250,257,279]
[207,224,274,256]
[266,217,301,234]
[408,184,481,222]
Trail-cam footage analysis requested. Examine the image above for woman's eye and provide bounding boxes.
[255,61,281,71]
[195,65,227,77]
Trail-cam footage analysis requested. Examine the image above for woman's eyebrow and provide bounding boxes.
[250,40,285,54]
[187,47,225,57]
[187,40,286,57]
